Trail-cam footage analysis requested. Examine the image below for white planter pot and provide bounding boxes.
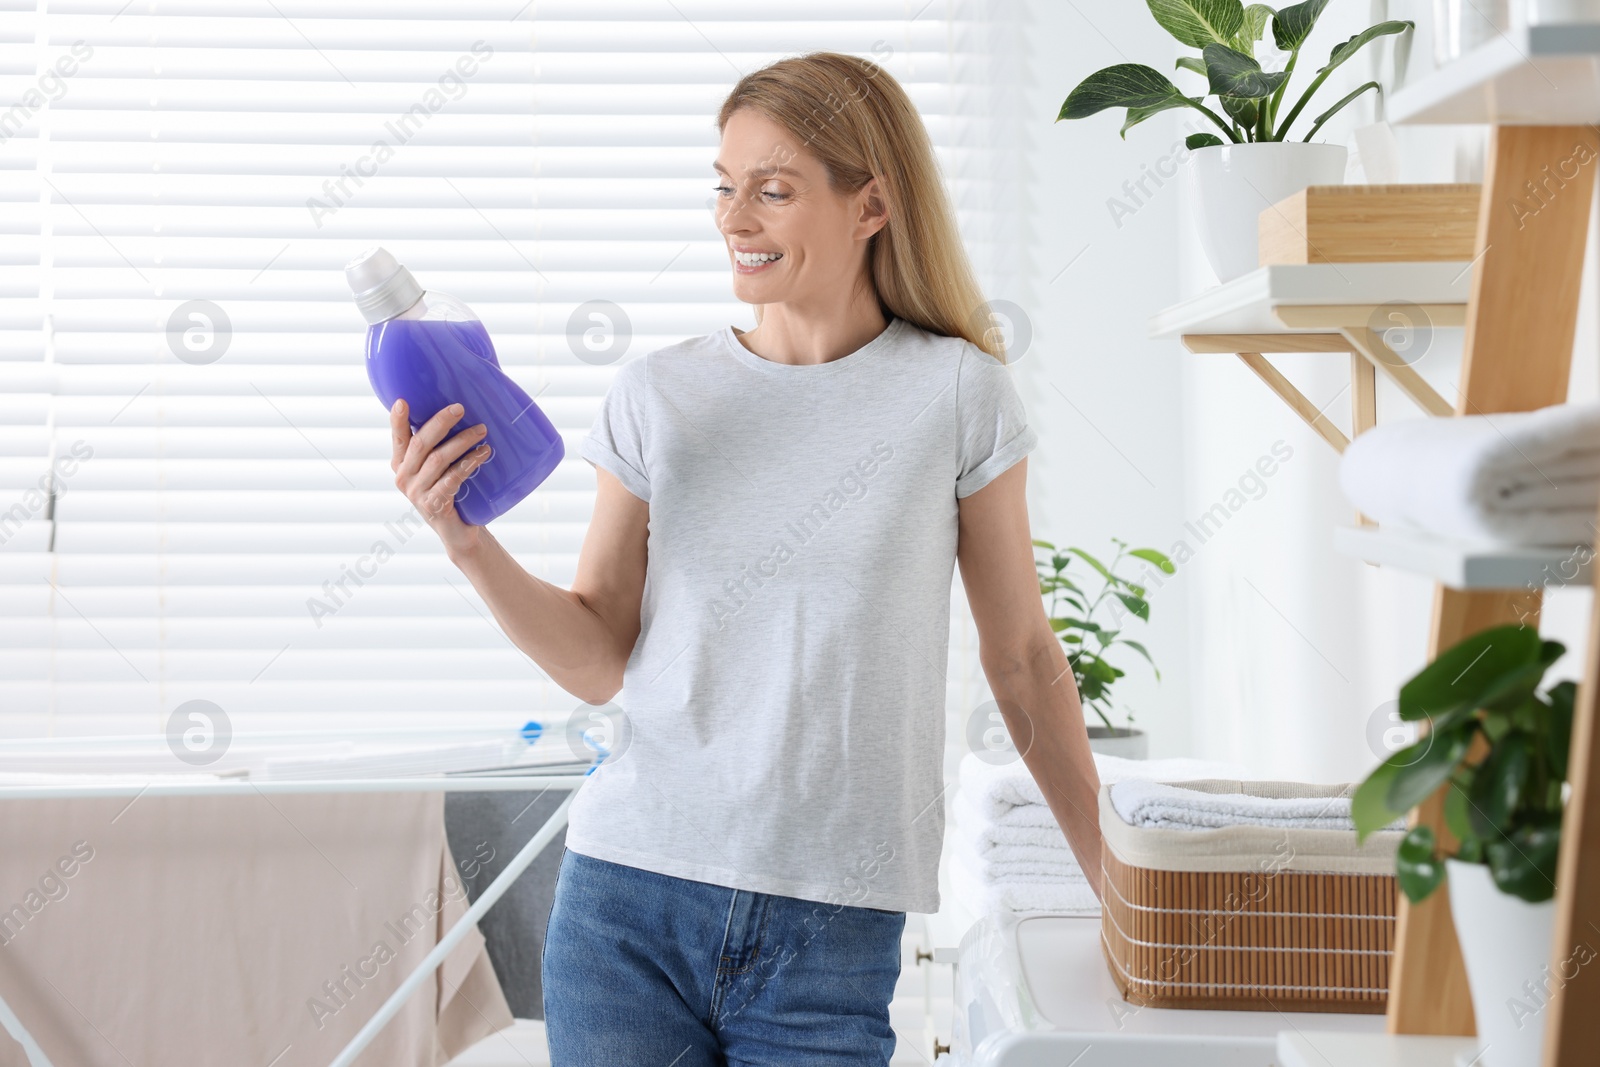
[1183,142,1348,283]
[1446,858,1559,1067]
[1086,726,1147,759]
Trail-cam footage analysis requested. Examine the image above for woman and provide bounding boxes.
[388,52,1102,1067]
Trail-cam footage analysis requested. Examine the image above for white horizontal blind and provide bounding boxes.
[0,0,1022,738]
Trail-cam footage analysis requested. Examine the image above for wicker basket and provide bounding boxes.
[1098,779,1403,1014]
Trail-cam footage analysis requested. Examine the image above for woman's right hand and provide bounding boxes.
[390,398,492,558]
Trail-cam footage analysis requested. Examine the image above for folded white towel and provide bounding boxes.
[1338,401,1600,547]
[949,822,1085,880]
[1109,778,1361,830]
[948,841,1100,917]
[956,750,1249,823]
[950,786,1074,851]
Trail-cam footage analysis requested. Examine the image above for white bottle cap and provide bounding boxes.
[344,246,425,324]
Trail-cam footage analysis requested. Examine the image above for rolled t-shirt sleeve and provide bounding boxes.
[955,343,1038,498]
[578,355,651,503]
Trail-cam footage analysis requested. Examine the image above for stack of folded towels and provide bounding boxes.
[949,750,1249,917]
[1338,400,1600,547]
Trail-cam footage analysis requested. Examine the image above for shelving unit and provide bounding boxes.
[1387,21,1600,125]
[1331,526,1594,590]
[1150,28,1600,1065]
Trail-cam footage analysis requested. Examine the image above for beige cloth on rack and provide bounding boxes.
[0,791,512,1066]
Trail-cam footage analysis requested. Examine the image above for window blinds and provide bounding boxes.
[0,0,1022,738]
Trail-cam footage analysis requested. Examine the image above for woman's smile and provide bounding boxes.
[731,245,785,273]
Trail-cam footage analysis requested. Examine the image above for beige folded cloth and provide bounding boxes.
[0,791,512,1066]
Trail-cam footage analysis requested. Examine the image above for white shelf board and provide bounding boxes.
[1333,525,1593,589]
[1389,22,1600,125]
[1149,262,1473,339]
[1278,1030,1480,1067]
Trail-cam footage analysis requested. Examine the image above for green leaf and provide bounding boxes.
[1231,3,1275,53]
[1478,668,1552,719]
[1066,546,1114,582]
[1062,618,1102,633]
[1146,0,1246,49]
[1203,43,1290,99]
[1086,658,1122,683]
[1176,56,1209,76]
[1398,624,1543,722]
[1120,639,1162,680]
[1548,680,1576,781]
[1058,64,1190,121]
[1114,592,1150,622]
[1049,617,1072,633]
[1443,779,1477,845]
[1465,732,1532,838]
[1322,20,1414,75]
[1386,726,1474,815]
[1121,96,1201,138]
[1220,93,1258,129]
[1353,757,1405,841]
[1186,132,1225,149]
[1300,80,1379,142]
[1396,825,1445,903]
[1127,547,1176,574]
[1271,0,1329,51]
[1031,539,1056,550]
[1485,821,1561,903]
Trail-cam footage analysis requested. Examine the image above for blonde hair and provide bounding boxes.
[716,51,1007,361]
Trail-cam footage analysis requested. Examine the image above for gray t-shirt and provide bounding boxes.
[569,316,1036,914]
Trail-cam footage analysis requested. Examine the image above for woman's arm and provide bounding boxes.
[955,458,1105,900]
[390,399,648,705]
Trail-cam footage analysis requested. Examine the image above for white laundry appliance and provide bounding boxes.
[949,910,1387,1066]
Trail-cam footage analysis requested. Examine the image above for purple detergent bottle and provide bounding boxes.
[345,247,563,527]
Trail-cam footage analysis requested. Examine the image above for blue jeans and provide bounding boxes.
[542,848,905,1066]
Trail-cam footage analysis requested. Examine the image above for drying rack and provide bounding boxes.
[0,725,593,1067]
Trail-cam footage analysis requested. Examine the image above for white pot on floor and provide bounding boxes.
[1446,858,1559,1067]
[1184,142,1348,283]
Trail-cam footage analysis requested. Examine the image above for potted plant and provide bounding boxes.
[1035,537,1174,759]
[1353,624,1575,1067]
[1056,0,1414,282]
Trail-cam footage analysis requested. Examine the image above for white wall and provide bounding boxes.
[1011,0,1192,757]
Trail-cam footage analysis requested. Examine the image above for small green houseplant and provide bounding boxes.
[1352,623,1574,1067]
[1055,1,1414,282]
[1351,624,1572,904]
[1056,1,1412,147]
[1035,537,1174,755]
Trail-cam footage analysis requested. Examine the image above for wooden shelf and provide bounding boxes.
[1389,22,1600,125]
[1148,262,1473,338]
[1148,264,1468,464]
[1278,1031,1480,1067]
[1333,525,1593,590]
